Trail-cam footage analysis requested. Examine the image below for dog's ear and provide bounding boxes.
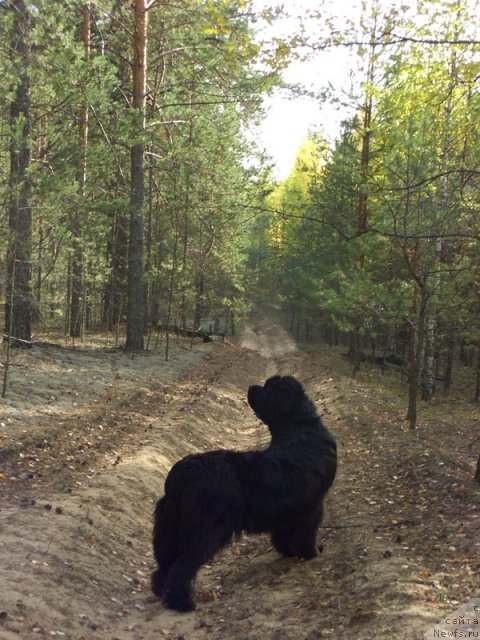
[263,375,282,389]
[263,375,304,418]
[247,384,266,421]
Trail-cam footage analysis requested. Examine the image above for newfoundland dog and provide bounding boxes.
[151,374,337,611]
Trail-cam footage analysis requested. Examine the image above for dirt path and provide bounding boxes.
[0,315,478,639]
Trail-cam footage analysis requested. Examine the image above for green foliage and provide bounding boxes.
[0,0,280,335]
[253,0,480,364]
[3,0,480,360]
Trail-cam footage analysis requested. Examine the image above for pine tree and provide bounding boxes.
[4,0,33,348]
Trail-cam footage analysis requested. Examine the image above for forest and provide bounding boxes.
[0,2,479,638]
[2,0,480,432]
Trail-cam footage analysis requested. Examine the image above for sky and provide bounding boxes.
[256,51,354,179]
[250,0,479,178]
[250,0,362,179]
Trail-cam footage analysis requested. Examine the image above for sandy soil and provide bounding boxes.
[0,312,478,640]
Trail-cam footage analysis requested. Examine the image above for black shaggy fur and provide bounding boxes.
[151,375,337,612]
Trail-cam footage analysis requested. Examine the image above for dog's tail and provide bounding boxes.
[153,496,178,567]
[152,494,182,597]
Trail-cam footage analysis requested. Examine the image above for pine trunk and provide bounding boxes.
[407,285,428,430]
[357,20,377,236]
[194,271,204,329]
[4,0,32,348]
[126,0,148,351]
[443,335,454,394]
[70,4,91,338]
[358,96,372,235]
[104,207,128,331]
[424,47,455,397]
[474,342,480,403]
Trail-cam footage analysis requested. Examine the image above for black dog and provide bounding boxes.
[151,375,337,611]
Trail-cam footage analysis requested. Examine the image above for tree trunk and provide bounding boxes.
[164,221,179,362]
[4,0,32,348]
[180,117,193,333]
[407,284,428,430]
[474,341,480,403]
[358,95,372,235]
[357,16,377,236]
[126,0,148,351]
[193,271,204,329]
[425,45,456,397]
[348,327,364,377]
[421,306,436,401]
[180,210,189,333]
[443,334,455,394]
[70,4,91,338]
[289,308,296,332]
[104,205,128,331]
[35,214,44,305]
[145,155,154,331]
[193,225,214,330]
[230,304,235,336]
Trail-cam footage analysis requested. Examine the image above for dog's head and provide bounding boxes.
[247,375,305,426]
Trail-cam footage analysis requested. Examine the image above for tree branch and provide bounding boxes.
[382,169,480,191]
[311,34,480,52]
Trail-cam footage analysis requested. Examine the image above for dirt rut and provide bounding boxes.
[0,320,444,639]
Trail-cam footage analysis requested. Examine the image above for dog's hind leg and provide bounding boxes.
[151,496,179,598]
[162,513,237,611]
[161,554,200,612]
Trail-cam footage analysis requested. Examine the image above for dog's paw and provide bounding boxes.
[163,589,196,612]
